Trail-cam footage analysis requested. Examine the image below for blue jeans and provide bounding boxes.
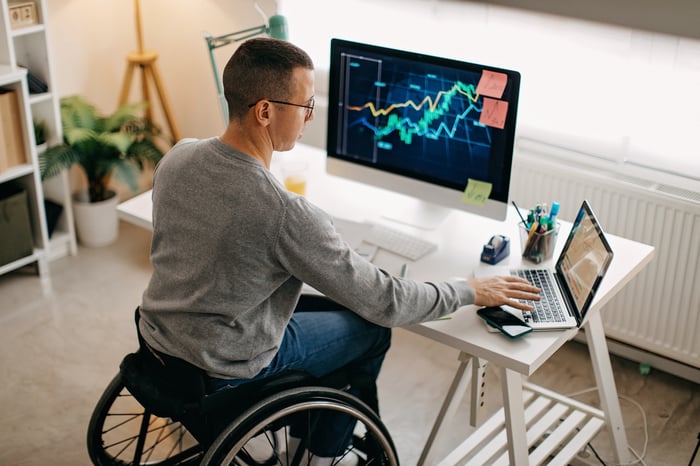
[207,296,392,457]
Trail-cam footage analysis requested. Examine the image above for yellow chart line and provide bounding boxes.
[347,82,479,117]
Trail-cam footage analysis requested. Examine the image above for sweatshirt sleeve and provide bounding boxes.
[274,197,475,327]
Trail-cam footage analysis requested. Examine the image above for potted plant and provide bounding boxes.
[39,95,164,247]
[33,118,48,153]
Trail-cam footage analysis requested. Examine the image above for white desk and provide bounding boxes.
[119,143,654,465]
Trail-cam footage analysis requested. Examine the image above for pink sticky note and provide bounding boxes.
[479,98,508,129]
[476,70,508,99]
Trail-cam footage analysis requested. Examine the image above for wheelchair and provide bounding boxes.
[86,309,399,466]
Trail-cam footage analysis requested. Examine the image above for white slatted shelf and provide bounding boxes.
[439,382,605,466]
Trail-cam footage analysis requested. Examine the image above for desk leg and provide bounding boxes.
[585,311,632,463]
[501,367,529,465]
[417,352,474,466]
[470,357,488,427]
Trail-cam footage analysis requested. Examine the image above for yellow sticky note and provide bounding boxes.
[462,178,492,206]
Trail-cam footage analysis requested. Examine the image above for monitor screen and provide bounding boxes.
[326,38,521,227]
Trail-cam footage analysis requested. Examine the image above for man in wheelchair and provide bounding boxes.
[126,38,539,465]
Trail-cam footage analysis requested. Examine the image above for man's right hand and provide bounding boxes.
[467,275,541,311]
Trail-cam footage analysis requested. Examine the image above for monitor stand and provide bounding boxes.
[381,199,452,231]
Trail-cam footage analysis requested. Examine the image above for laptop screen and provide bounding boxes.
[555,201,614,319]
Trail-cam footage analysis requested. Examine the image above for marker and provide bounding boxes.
[400,263,409,279]
[549,202,560,221]
[548,201,560,230]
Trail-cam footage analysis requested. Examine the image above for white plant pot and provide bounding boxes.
[72,190,119,247]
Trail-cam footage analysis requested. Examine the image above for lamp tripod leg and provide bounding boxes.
[140,64,153,122]
[148,63,181,142]
[119,62,137,106]
[119,56,181,145]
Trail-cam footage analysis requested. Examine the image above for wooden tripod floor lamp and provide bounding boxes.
[118,0,180,143]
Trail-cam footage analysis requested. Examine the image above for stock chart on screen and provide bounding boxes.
[330,40,519,195]
[327,39,521,222]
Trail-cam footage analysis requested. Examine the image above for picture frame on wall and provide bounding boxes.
[9,1,39,29]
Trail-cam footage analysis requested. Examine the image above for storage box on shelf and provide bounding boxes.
[0,70,49,283]
[0,186,33,267]
[0,88,26,170]
[0,0,77,288]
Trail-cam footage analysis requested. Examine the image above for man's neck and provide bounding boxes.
[220,126,273,168]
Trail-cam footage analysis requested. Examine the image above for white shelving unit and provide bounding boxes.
[0,0,77,288]
[438,382,606,465]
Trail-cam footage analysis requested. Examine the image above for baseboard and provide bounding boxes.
[574,332,700,384]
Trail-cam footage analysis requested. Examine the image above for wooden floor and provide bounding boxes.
[0,222,698,465]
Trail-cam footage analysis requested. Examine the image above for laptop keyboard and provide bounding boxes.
[511,269,567,323]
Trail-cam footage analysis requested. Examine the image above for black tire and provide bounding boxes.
[86,373,203,466]
[202,386,399,466]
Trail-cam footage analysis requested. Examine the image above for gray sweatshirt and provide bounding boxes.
[139,138,475,379]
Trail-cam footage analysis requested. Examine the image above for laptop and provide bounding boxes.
[476,200,614,330]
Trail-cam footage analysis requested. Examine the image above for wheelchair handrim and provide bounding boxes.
[219,397,398,465]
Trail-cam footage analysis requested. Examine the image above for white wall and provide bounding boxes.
[280,0,700,189]
[46,0,280,140]
[43,0,700,194]
[45,0,282,197]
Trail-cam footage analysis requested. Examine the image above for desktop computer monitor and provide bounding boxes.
[326,38,521,228]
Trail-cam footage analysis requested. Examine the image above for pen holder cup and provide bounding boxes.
[518,221,560,264]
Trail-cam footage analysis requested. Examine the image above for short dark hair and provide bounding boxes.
[222,38,314,121]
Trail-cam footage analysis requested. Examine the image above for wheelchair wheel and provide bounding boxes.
[87,373,203,465]
[202,386,399,466]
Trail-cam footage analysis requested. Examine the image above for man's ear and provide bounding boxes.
[251,100,272,126]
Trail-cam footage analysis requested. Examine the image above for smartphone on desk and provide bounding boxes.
[477,306,532,338]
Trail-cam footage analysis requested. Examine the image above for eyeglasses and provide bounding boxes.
[248,98,315,119]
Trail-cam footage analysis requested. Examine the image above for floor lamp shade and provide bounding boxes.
[268,15,288,40]
[205,14,291,121]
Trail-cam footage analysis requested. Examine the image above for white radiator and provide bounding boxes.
[510,143,700,377]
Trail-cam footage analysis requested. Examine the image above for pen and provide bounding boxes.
[400,263,409,279]
[525,221,538,246]
[512,201,528,227]
[523,215,543,256]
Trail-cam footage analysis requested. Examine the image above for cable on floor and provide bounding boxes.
[689,431,700,466]
[566,387,649,466]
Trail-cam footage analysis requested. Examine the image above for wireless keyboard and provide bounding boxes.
[364,223,437,261]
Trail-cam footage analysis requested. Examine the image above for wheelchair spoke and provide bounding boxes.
[142,418,190,462]
[88,374,202,466]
